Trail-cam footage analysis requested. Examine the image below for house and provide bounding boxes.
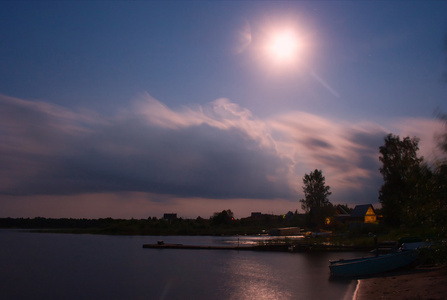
[284,211,294,221]
[163,213,177,221]
[335,205,351,216]
[333,205,351,224]
[250,212,262,218]
[350,204,377,223]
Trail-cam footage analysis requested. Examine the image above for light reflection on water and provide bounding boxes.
[218,250,358,300]
[224,253,292,299]
[222,235,305,246]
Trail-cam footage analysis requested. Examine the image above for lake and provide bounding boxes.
[0,230,361,300]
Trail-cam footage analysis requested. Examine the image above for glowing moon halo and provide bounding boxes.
[266,30,300,63]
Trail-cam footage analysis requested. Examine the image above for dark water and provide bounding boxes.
[0,230,360,300]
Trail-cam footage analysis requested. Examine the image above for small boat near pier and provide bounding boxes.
[329,249,418,277]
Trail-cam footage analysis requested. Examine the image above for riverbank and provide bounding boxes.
[354,265,447,300]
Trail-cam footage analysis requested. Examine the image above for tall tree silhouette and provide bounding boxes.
[300,169,332,227]
[378,134,423,227]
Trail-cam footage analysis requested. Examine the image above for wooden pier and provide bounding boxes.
[142,243,255,251]
[142,242,371,252]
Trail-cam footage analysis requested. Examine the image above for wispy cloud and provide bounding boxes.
[0,94,444,217]
[234,20,252,54]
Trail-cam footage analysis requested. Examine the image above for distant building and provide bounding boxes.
[163,213,177,221]
[350,204,377,223]
[284,211,294,221]
[251,212,262,218]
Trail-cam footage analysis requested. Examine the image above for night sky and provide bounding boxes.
[1,1,446,219]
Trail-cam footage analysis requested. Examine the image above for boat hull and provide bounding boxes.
[329,250,418,277]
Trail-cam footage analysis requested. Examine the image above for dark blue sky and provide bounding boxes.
[1,1,446,218]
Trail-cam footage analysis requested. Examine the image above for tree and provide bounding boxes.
[300,169,332,228]
[432,114,447,236]
[378,134,424,227]
[210,209,234,226]
[436,112,447,156]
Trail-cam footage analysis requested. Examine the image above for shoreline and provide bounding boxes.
[352,280,361,300]
[354,265,447,300]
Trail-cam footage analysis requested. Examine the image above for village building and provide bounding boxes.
[250,212,262,218]
[163,213,177,221]
[350,204,377,223]
[333,205,351,223]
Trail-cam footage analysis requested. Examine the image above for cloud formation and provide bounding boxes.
[0,94,443,217]
[0,94,291,199]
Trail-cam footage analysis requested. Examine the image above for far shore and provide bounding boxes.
[354,265,447,300]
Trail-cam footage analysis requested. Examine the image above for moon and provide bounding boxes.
[266,30,300,63]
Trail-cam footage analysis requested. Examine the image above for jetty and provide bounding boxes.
[142,242,370,252]
[143,243,256,251]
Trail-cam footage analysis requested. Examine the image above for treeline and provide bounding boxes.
[378,133,447,237]
[0,211,305,236]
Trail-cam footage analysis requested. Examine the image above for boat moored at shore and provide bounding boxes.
[329,249,419,277]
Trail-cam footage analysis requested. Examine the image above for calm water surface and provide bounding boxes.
[0,230,361,300]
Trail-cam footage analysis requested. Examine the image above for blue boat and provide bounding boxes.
[329,250,418,277]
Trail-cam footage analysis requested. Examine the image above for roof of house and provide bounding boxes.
[351,204,375,218]
[335,205,350,215]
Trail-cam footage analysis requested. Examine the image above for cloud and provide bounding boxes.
[0,94,291,199]
[0,93,444,215]
[391,117,447,162]
[234,20,252,54]
[266,112,387,204]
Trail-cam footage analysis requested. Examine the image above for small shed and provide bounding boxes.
[351,204,377,223]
